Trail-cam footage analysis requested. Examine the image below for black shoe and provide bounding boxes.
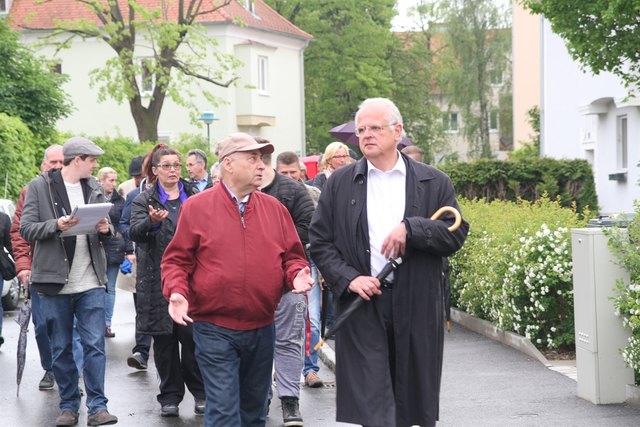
[194,399,205,415]
[127,352,148,370]
[39,370,55,390]
[161,404,179,417]
[281,397,303,426]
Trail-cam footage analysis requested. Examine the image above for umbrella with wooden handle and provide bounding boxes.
[312,205,462,353]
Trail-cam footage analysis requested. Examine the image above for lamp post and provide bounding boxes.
[198,111,218,151]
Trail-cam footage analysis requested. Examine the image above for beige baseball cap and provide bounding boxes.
[217,133,274,159]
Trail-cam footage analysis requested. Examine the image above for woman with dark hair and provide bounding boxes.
[129,144,205,418]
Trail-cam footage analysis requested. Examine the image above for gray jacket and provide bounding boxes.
[20,169,110,294]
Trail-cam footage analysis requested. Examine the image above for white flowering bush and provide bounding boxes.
[606,203,640,383]
[499,224,574,348]
[450,197,588,351]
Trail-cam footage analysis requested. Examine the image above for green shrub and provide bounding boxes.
[450,197,588,350]
[440,158,598,214]
[606,201,640,383]
[0,113,39,201]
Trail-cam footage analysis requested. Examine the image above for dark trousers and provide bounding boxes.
[131,293,152,360]
[153,322,205,405]
[193,321,275,427]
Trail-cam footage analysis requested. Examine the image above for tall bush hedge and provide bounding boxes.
[450,197,589,350]
[440,158,598,214]
[0,113,39,201]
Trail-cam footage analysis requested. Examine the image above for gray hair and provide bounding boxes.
[354,98,403,127]
[43,144,63,161]
[187,148,208,168]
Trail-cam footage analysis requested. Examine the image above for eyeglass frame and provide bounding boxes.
[155,162,182,171]
[354,122,397,137]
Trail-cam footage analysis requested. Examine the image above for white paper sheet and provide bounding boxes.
[60,202,113,237]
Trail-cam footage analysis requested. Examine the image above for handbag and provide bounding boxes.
[0,248,16,281]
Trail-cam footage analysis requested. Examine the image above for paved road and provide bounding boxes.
[2,290,640,426]
[0,292,342,427]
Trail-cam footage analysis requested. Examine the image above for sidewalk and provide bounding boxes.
[317,311,640,426]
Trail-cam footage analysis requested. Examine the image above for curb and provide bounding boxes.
[450,308,552,367]
[318,309,552,373]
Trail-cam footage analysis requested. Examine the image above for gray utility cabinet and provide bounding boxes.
[571,228,634,404]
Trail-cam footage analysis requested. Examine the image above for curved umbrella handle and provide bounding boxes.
[430,206,462,232]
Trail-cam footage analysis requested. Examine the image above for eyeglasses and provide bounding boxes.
[156,163,182,171]
[355,123,397,136]
[331,155,349,161]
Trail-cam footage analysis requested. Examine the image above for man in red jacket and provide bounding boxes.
[161,132,313,427]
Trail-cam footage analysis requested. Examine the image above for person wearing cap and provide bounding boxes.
[117,155,144,197]
[161,132,313,427]
[20,136,118,426]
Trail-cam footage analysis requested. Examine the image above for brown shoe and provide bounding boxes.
[87,409,118,426]
[304,371,323,388]
[105,327,115,338]
[55,410,79,426]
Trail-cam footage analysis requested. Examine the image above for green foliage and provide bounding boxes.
[606,201,640,383]
[440,157,598,214]
[449,197,588,350]
[89,136,155,183]
[435,0,512,158]
[266,0,398,154]
[521,0,640,91]
[0,19,72,142]
[0,114,39,201]
[389,29,447,164]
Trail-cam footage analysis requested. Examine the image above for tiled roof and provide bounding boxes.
[8,0,312,40]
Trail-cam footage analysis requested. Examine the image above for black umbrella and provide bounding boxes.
[15,289,31,397]
[312,257,403,353]
[312,206,462,353]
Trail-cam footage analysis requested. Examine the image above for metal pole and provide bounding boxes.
[4,171,7,199]
[206,123,211,151]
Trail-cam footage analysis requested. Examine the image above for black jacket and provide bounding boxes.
[0,211,12,255]
[129,179,198,335]
[261,172,314,245]
[103,190,125,266]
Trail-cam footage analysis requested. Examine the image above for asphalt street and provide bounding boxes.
[1,289,640,426]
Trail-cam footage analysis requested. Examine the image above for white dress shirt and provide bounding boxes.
[366,152,406,278]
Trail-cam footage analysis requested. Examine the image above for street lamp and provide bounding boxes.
[198,111,218,151]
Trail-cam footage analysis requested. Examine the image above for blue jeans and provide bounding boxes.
[105,265,118,326]
[39,288,108,414]
[193,321,274,427]
[303,262,321,375]
[31,286,85,374]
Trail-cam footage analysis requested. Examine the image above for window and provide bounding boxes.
[0,0,6,13]
[489,68,503,85]
[52,63,62,74]
[616,115,628,170]
[489,111,499,132]
[258,55,268,94]
[442,112,459,132]
[243,0,255,14]
[140,58,154,94]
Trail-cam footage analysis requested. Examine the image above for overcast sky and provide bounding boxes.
[392,0,512,31]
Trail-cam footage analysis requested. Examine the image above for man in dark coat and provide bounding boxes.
[309,98,469,427]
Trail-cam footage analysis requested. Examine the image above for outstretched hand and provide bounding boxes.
[168,293,193,326]
[292,266,313,294]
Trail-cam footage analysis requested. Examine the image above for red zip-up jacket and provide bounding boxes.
[161,184,308,330]
[10,186,31,274]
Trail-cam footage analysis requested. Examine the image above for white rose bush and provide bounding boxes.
[450,197,588,352]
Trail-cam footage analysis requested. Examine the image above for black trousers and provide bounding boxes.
[153,322,205,405]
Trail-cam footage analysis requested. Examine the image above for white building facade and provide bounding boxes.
[541,20,639,214]
[8,0,312,156]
